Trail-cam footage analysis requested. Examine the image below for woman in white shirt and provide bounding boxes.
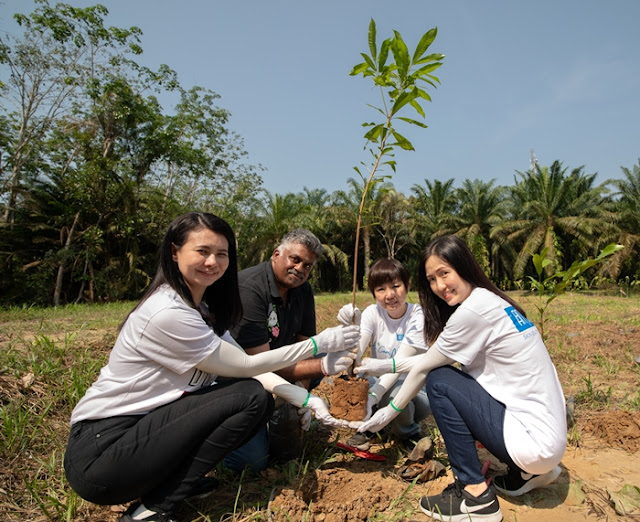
[64,212,359,522]
[341,258,430,450]
[354,235,566,522]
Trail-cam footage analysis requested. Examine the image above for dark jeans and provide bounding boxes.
[426,366,517,485]
[64,378,273,512]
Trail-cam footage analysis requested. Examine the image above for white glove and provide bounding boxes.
[298,407,312,431]
[354,357,394,377]
[313,325,360,353]
[337,304,362,326]
[321,350,356,375]
[306,395,349,428]
[357,404,401,433]
[364,393,377,421]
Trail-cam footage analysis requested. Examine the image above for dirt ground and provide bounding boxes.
[264,319,640,522]
[2,306,640,521]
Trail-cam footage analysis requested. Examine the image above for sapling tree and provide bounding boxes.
[528,243,624,341]
[349,19,444,305]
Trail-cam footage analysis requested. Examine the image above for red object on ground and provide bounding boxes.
[481,458,492,485]
[336,442,386,461]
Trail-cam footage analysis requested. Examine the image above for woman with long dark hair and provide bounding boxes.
[64,212,359,522]
[354,235,566,522]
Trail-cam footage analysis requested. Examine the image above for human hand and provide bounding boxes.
[337,304,362,327]
[306,395,349,428]
[313,325,360,353]
[298,407,312,431]
[321,350,356,375]
[354,357,393,377]
[357,404,401,434]
[364,393,377,421]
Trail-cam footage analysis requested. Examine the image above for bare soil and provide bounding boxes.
[2,297,640,521]
[265,318,640,522]
[329,376,370,421]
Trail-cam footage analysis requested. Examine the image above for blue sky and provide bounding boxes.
[2,0,640,197]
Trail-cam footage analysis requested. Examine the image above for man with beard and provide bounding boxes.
[225,229,355,472]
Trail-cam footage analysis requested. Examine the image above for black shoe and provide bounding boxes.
[493,465,561,497]
[187,476,220,500]
[397,436,421,453]
[346,431,374,451]
[419,480,502,522]
[119,502,177,522]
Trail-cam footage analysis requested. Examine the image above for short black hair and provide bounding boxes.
[367,258,410,296]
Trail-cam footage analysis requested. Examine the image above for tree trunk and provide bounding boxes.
[363,225,371,284]
[53,212,80,306]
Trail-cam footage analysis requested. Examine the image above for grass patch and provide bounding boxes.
[1,290,639,520]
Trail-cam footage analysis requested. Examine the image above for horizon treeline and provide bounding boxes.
[2,1,639,307]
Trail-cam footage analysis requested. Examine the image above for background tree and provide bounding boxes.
[598,159,640,281]
[373,185,414,259]
[491,160,608,280]
[0,0,143,225]
[410,177,457,243]
[448,178,507,275]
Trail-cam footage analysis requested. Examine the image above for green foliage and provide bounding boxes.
[348,19,444,301]
[528,243,623,340]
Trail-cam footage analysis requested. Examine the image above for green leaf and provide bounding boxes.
[391,89,418,114]
[391,130,414,150]
[410,99,425,118]
[364,124,384,141]
[415,52,446,64]
[391,31,410,80]
[416,88,433,102]
[368,18,377,61]
[397,116,427,128]
[378,38,390,70]
[412,27,438,62]
[361,53,376,70]
[349,62,370,76]
[413,62,443,76]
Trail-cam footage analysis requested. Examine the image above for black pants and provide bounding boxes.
[64,378,273,513]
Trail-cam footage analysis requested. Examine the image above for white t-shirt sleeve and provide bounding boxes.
[434,305,492,365]
[137,305,221,374]
[402,305,429,352]
[360,305,376,339]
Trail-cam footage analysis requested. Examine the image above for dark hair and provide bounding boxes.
[123,212,242,335]
[367,258,410,297]
[417,235,527,344]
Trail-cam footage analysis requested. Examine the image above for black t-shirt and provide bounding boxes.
[230,261,316,350]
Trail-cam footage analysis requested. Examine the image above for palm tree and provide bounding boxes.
[491,161,609,280]
[410,178,457,245]
[598,159,640,280]
[448,179,507,275]
[331,177,384,285]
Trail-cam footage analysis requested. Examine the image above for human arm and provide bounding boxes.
[253,371,348,428]
[337,304,371,365]
[357,347,454,433]
[245,341,327,383]
[196,325,359,377]
[369,342,418,393]
[354,339,426,377]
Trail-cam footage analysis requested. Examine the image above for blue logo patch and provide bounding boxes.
[504,306,534,332]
